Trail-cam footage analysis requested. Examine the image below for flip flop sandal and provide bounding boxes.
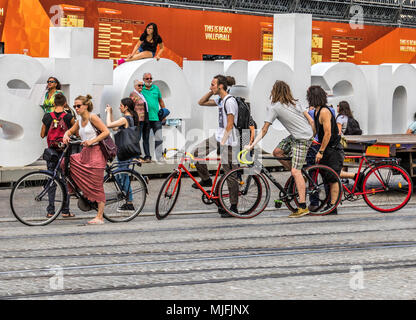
[62,213,75,218]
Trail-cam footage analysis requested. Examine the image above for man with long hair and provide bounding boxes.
[245,81,314,218]
[307,85,344,214]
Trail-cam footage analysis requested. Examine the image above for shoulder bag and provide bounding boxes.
[90,117,118,162]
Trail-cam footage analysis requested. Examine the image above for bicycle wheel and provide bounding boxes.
[290,164,342,215]
[155,171,182,220]
[362,164,412,213]
[218,167,269,219]
[283,176,298,213]
[103,169,147,223]
[10,171,65,226]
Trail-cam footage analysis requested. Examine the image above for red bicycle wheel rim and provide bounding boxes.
[362,164,412,213]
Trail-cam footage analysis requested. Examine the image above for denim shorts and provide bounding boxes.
[138,46,156,57]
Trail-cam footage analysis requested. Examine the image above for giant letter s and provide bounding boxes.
[0,55,45,167]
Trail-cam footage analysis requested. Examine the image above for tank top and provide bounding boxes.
[314,105,340,148]
[122,115,134,129]
[79,119,98,145]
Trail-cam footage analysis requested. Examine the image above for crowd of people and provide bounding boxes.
[9,20,412,223]
[39,72,167,224]
[36,70,368,223]
[2,20,416,226]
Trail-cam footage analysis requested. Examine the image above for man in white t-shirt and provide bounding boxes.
[193,75,239,218]
[245,80,314,218]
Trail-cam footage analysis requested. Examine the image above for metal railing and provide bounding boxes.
[107,0,416,26]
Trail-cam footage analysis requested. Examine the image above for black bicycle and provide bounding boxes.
[217,149,343,218]
[10,138,148,226]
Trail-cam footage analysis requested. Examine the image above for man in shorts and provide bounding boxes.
[245,81,314,218]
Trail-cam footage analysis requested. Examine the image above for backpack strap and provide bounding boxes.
[222,95,237,130]
[50,112,66,121]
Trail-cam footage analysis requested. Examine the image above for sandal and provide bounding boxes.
[62,213,75,218]
[46,213,54,218]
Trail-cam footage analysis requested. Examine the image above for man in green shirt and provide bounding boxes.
[141,72,167,161]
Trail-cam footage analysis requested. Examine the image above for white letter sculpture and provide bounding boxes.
[0,55,45,167]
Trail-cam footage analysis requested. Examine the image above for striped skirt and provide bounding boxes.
[69,144,106,203]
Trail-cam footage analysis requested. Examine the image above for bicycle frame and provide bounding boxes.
[167,154,222,201]
[239,151,333,202]
[43,143,145,207]
[342,155,399,196]
[240,155,318,202]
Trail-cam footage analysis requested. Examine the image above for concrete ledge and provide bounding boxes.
[0,158,283,185]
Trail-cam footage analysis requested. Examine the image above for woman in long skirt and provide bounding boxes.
[63,94,110,225]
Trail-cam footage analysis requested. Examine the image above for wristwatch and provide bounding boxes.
[318,150,324,155]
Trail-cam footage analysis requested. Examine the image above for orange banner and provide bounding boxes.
[0,0,8,39]
[1,0,416,67]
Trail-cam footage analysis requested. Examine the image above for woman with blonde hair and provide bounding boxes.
[245,80,314,218]
[63,95,110,225]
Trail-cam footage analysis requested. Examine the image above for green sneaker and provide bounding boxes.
[288,207,310,218]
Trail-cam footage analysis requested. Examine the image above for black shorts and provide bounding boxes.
[319,144,344,182]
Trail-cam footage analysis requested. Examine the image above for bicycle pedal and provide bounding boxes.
[274,200,283,209]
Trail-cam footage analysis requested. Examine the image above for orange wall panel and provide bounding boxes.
[2,0,416,67]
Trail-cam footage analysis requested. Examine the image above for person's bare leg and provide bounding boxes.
[292,168,306,203]
[273,148,291,171]
[88,202,105,224]
[125,51,154,62]
[329,182,339,205]
[340,169,355,179]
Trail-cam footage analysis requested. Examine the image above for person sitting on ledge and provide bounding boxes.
[118,23,164,66]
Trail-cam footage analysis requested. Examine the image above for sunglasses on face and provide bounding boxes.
[136,84,144,87]
[73,104,83,109]
[144,77,152,80]
[47,80,57,84]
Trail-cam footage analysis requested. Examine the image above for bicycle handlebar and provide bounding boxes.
[58,138,83,150]
[163,148,196,169]
[238,149,254,165]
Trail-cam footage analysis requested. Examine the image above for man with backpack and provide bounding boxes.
[40,93,75,218]
[193,74,243,218]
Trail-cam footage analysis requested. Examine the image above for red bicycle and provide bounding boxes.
[155,148,263,220]
[341,141,412,213]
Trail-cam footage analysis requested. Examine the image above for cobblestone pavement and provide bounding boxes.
[0,172,416,300]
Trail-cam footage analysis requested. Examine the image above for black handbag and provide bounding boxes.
[114,125,141,161]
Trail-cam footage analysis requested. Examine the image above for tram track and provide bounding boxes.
[1,244,416,300]
[0,210,415,242]
[1,206,416,299]
[1,223,416,260]
[1,240,416,276]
